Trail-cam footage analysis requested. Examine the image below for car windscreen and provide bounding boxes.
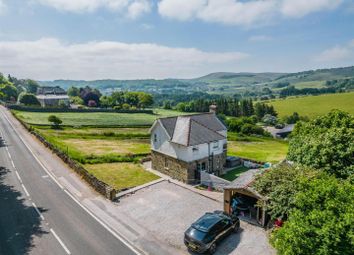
[186,227,208,242]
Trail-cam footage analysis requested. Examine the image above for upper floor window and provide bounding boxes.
[213,141,219,149]
[192,146,199,153]
[154,133,157,143]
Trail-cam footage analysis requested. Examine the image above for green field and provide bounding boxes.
[293,81,326,89]
[268,92,354,118]
[13,108,186,126]
[228,135,288,163]
[84,163,159,190]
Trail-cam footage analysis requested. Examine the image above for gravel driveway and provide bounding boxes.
[118,181,275,255]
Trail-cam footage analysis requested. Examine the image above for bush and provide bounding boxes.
[48,115,62,129]
[18,92,41,106]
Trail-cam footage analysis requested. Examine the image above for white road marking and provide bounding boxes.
[64,190,142,255]
[50,228,71,255]
[1,109,142,255]
[32,202,45,221]
[21,184,30,197]
[15,171,23,183]
[10,159,15,168]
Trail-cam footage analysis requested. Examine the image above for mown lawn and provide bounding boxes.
[84,163,159,190]
[267,92,354,118]
[64,138,150,156]
[228,135,288,163]
[220,166,249,181]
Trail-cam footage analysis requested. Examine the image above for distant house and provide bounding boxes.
[264,124,295,139]
[36,86,70,107]
[150,107,227,184]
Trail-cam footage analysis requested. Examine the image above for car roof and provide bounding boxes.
[192,212,225,232]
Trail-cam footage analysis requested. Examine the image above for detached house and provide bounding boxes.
[150,107,227,184]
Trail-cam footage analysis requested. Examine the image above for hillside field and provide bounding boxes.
[268,92,354,118]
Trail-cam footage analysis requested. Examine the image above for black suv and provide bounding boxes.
[184,211,240,254]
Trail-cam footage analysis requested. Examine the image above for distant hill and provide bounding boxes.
[38,66,354,95]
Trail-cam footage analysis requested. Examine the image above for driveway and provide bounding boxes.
[117,181,275,255]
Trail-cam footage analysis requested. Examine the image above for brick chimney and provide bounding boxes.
[209,104,217,114]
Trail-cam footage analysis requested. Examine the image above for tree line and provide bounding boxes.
[68,86,153,109]
[175,98,277,118]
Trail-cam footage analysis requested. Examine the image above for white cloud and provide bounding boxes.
[34,0,150,18]
[314,40,354,62]
[248,35,273,42]
[281,0,342,18]
[0,0,7,14]
[127,0,150,19]
[0,38,249,80]
[158,0,343,26]
[158,0,206,21]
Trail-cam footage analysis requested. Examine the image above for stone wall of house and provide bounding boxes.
[151,150,196,184]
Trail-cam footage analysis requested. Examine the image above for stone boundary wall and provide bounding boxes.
[12,113,117,200]
[200,171,231,191]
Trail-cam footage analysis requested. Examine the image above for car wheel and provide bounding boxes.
[233,221,240,233]
[209,243,216,254]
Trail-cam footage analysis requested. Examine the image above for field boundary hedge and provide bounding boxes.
[7,104,154,114]
[12,113,118,200]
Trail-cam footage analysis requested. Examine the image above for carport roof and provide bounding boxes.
[225,168,265,199]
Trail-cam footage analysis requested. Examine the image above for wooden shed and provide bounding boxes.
[223,169,270,227]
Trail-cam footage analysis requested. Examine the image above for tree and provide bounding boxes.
[0,83,18,101]
[67,86,80,97]
[254,163,319,220]
[48,115,62,129]
[271,174,354,255]
[138,92,153,108]
[18,92,40,106]
[25,80,39,93]
[70,96,84,105]
[287,110,354,178]
[262,114,277,126]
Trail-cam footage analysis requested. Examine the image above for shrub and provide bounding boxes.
[18,92,41,106]
[48,115,62,129]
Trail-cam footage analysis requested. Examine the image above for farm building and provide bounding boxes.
[150,106,227,184]
[264,124,295,138]
[36,86,70,107]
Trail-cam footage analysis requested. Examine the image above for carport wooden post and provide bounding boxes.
[224,188,231,214]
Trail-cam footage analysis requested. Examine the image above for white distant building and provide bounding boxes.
[36,86,70,107]
[150,107,227,184]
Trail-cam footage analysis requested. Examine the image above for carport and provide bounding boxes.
[223,169,269,227]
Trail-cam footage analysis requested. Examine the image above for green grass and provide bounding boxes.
[268,92,354,118]
[13,108,187,126]
[293,81,326,89]
[228,134,288,163]
[220,166,249,181]
[84,163,159,190]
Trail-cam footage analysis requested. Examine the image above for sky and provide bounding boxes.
[0,0,353,80]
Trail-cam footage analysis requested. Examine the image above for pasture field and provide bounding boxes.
[63,138,150,156]
[227,135,288,163]
[268,92,354,118]
[84,163,159,190]
[13,108,187,126]
[292,81,326,89]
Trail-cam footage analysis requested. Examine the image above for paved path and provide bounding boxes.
[0,106,138,255]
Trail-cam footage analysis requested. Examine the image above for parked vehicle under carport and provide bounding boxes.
[184,211,240,254]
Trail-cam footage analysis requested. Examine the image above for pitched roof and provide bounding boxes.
[157,113,226,146]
